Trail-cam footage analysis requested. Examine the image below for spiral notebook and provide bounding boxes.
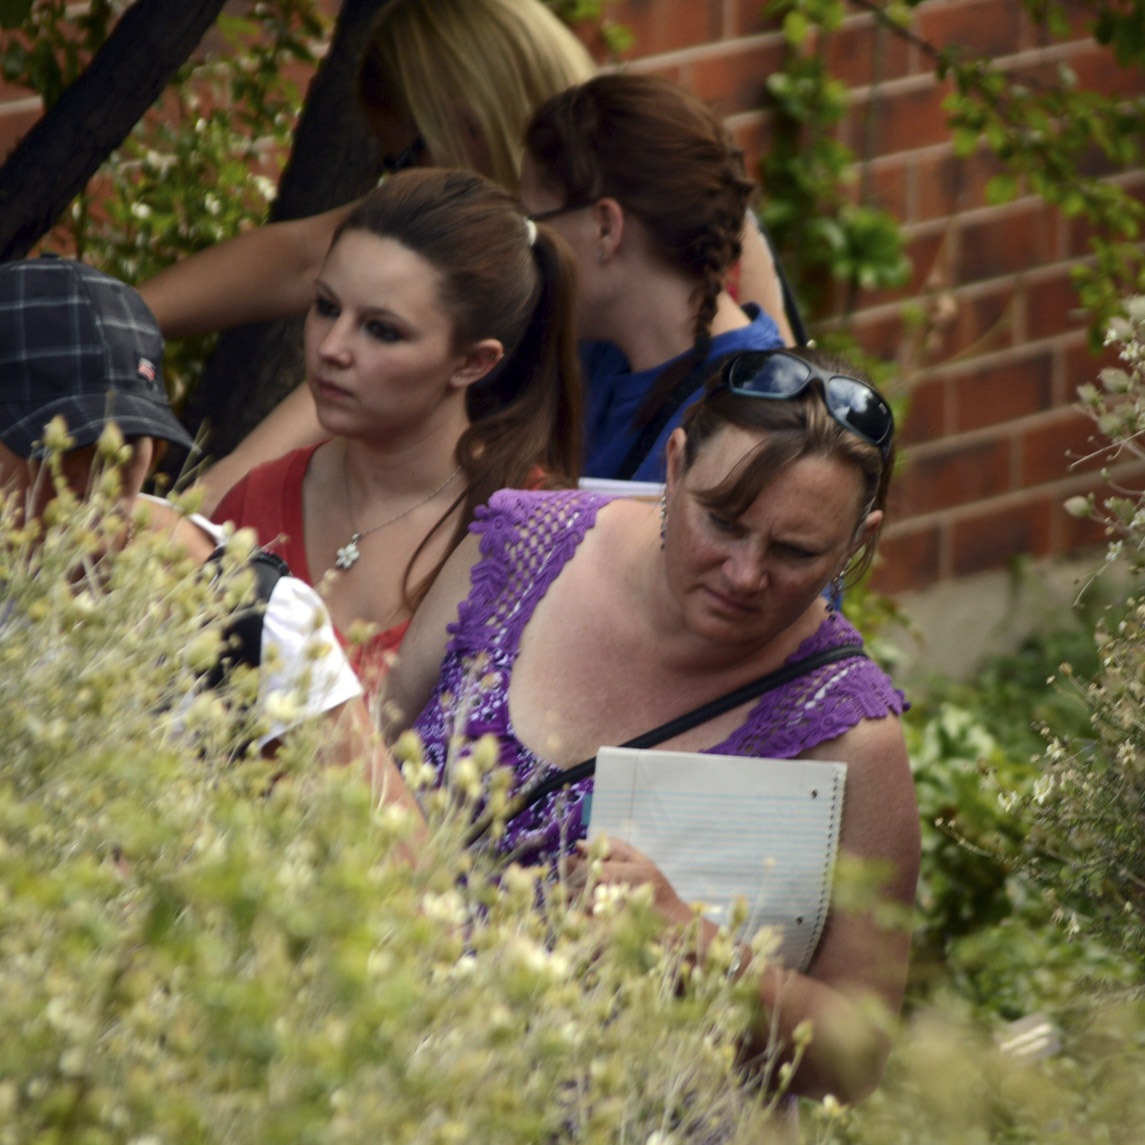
[587,746,846,973]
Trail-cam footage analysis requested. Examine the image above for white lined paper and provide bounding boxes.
[588,747,846,972]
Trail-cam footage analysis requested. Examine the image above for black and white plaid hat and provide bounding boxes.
[0,255,195,459]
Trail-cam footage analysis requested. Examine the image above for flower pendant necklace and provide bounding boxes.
[334,455,462,571]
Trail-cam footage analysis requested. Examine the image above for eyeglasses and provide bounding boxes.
[527,200,594,223]
[721,350,895,460]
[381,134,426,176]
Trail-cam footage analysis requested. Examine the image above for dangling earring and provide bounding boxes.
[658,489,668,550]
[827,571,845,618]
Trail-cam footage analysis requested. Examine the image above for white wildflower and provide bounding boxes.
[421,889,467,927]
[822,1094,847,1117]
[592,882,628,918]
[1032,774,1055,805]
[58,1047,85,1077]
[452,754,482,800]
[263,690,300,727]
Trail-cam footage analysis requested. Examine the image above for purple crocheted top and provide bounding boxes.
[411,489,906,869]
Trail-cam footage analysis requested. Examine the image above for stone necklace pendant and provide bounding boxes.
[333,459,462,575]
[334,533,363,571]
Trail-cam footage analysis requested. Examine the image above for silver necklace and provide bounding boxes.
[334,456,462,571]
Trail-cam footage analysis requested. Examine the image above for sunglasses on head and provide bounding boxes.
[720,350,895,460]
[381,134,426,176]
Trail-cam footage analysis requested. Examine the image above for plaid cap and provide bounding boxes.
[0,255,195,459]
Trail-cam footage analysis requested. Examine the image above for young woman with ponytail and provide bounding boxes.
[522,73,786,482]
[210,168,579,695]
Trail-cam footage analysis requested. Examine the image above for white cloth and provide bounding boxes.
[252,572,362,747]
[146,497,363,747]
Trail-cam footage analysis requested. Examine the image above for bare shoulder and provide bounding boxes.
[802,709,908,774]
[590,495,656,549]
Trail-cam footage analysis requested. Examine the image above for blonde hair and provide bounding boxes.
[358,0,595,191]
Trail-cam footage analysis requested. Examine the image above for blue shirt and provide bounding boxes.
[581,304,783,482]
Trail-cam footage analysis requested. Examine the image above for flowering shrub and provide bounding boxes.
[0,453,793,1143]
[1026,297,1145,961]
[810,299,1145,1142]
[811,992,1145,1145]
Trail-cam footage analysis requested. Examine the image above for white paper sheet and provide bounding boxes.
[587,746,846,972]
[577,477,664,501]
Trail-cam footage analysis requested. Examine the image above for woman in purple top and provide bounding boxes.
[387,347,919,1107]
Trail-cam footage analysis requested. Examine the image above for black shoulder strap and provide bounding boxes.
[203,546,291,689]
[757,216,810,347]
[612,351,739,481]
[466,642,866,844]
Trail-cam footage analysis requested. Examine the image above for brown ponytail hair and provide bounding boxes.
[336,168,581,607]
[524,73,754,425]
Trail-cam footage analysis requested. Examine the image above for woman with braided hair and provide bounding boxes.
[521,72,786,482]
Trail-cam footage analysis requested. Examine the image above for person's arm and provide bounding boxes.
[748,714,918,1101]
[581,714,918,1105]
[326,695,431,856]
[138,204,354,338]
[195,384,326,517]
[737,214,797,347]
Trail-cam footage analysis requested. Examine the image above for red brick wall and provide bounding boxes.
[597,0,1145,595]
[3,0,1142,595]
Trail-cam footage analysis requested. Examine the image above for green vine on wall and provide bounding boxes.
[545,0,633,55]
[766,0,1145,349]
[759,0,912,326]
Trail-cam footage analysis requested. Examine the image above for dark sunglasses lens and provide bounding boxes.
[726,352,811,397]
[826,377,893,447]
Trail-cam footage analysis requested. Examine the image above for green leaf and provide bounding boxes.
[782,9,810,46]
[952,127,980,158]
[985,173,1019,205]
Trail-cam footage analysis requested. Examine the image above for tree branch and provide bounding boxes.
[0,0,230,261]
[181,0,389,458]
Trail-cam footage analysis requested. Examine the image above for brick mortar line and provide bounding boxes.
[845,35,1110,103]
[900,170,1145,230]
[630,4,1098,81]
[626,30,787,72]
[0,95,44,115]
[862,137,1145,170]
[826,251,1106,330]
[905,329,1090,381]
[899,403,1097,462]
[881,456,1144,538]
